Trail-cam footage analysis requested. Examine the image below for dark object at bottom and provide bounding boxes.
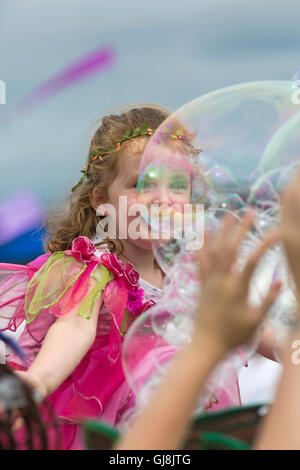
[82,403,268,450]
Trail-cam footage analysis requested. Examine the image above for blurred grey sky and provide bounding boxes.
[0,0,300,206]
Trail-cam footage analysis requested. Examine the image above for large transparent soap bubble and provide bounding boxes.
[122,82,300,421]
[252,109,300,344]
[137,81,300,274]
[122,302,192,405]
[257,110,300,191]
[137,131,205,274]
[122,300,252,417]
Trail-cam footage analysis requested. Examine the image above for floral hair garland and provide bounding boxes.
[71,123,201,192]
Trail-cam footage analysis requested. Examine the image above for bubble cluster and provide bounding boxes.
[121,81,300,421]
[136,81,300,271]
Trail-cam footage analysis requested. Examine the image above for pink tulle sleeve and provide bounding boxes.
[0,266,31,331]
[0,253,51,331]
[0,238,114,333]
[0,236,153,367]
[23,251,113,323]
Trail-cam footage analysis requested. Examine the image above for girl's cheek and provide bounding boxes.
[171,194,190,206]
[131,192,141,203]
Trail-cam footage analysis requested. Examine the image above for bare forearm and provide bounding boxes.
[27,291,101,395]
[27,320,95,395]
[115,335,224,450]
[254,325,300,449]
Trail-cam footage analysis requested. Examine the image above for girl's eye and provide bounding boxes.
[128,179,139,189]
[139,180,154,191]
[169,179,189,191]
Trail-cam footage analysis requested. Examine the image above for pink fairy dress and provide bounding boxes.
[0,236,241,449]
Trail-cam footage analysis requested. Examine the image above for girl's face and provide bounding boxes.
[105,142,192,249]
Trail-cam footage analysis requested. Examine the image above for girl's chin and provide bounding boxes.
[127,235,174,251]
[123,237,152,250]
[125,222,174,249]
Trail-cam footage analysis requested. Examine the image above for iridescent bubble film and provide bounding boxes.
[121,81,300,422]
[137,81,300,273]
[122,298,250,412]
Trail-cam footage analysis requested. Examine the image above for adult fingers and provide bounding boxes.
[258,280,281,320]
[214,212,238,248]
[241,230,280,288]
[281,169,300,214]
[219,210,257,272]
[195,231,213,278]
[204,214,239,272]
[230,210,256,255]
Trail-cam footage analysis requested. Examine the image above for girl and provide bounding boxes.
[0,103,190,449]
[0,103,278,449]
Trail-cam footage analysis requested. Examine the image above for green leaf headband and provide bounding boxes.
[71,124,201,192]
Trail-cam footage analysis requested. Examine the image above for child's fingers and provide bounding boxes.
[250,280,282,330]
[259,280,282,317]
[281,169,300,214]
[230,210,256,253]
[201,229,212,248]
[284,168,300,196]
[241,231,279,287]
[218,210,257,272]
[199,212,255,276]
[197,254,212,279]
[14,371,46,401]
[203,214,239,271]
[214,213,238,247]
[196,231,213,278]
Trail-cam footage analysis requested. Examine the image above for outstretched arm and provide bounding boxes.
[116,337,224,451]
[16,280,102,397]
[254,325,300,449]
[254,169,300,449]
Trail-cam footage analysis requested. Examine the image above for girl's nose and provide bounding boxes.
[152,186,172,205]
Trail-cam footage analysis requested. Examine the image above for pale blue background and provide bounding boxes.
[0,0,294,404]
[0,0,300,205]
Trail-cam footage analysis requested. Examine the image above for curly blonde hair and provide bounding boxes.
[44,103,172,254]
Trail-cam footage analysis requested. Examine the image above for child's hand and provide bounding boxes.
[192,212,281,355]
[280,169,300,299]
[14,370,47,400]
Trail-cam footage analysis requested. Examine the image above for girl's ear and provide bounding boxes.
[89,187,105,212]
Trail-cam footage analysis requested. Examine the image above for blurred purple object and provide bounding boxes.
[291,70,300,82]
[0,331,27,361]
[0,46,116,130]
[17,46,116,112]
[0,190,44,246]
